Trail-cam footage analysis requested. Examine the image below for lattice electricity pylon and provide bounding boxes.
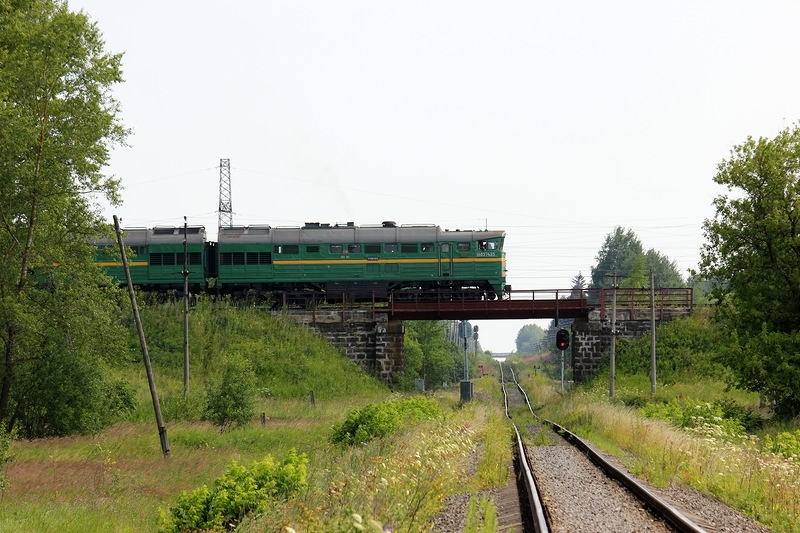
[218,158,232,228]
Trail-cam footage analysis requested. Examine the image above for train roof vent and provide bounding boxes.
[153,227,177,235]
[382,221,397,228]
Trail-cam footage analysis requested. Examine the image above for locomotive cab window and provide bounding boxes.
[421,243,434,252]
[274,245,299,254]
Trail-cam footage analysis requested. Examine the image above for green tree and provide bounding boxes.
[590,227,685,289]
[204,354,258,430]
[620,253,648,289]
[590,227,644,288]
[570,271,587,298]
[515,323,545,354]
[0,0,130,435]
[700,125,800,417]
[401,321,455,389]
[645,249,685,287]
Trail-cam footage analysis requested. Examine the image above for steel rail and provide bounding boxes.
[501,363,550,533]
[501,361,707,533]
[546,420,707,533]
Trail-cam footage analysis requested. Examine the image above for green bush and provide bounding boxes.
[615,311,727,383]
[713,397,764,433]
[204,354,258,430]
[161,391,207,422]
[329,396,442,446]
[639,399,748,438]
[763,430,800,460]
[0,426,12,491]
[160,449,308,532]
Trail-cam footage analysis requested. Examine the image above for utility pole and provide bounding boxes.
[218,158,232,228]
[114,216,169,457]
[650,269,657,394]
[610,272,617,400]
[183,216,189,398]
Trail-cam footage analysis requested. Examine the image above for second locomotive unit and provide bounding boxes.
[95,221,508,301]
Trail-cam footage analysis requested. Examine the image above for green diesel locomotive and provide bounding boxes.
[97,221,508,301]
[94,226,208,292]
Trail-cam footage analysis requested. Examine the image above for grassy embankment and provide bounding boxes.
[0,299,513,532]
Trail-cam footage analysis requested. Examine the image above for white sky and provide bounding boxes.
[70,1,800,353]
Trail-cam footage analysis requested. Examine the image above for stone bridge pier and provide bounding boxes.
[281,309,404,384]
[570,306,693,382]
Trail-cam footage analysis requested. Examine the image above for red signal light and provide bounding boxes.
[556,329,570,351]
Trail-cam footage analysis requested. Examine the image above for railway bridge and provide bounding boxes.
[280,288,694,383]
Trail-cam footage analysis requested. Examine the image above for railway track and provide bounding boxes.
[499,363,707,533]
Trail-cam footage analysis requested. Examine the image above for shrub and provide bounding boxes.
[160,449,308,532]
[615,311,727,383]
[712,397,763,433]
[0,426,12,491]
[639,399,746,438]
[763,430,800,460]
[161,391,207,422]
[204,354,258,430]
[329,396,442,446]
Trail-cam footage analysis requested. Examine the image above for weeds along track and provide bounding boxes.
[499,363,706,533]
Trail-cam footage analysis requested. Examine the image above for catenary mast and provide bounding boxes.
[218,158,232,228]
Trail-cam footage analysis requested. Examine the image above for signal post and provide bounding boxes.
[556,328,570,392]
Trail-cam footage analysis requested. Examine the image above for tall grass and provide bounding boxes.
[1,300,515,531]
[1,298,388,531]
[524,372,800,532]
[134,297,387,401]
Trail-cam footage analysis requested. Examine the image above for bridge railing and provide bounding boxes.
[505,287,693,319]
[275,287,694,321]
[587,287,693,320]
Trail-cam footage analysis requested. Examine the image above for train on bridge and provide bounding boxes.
[94,221,508,302]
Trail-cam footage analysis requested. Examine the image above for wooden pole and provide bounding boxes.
[114,216,170,457]
[610,273,617,400]
[650,270,657,394]
[183,217,189,398]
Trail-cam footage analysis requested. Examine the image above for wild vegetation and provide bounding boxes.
[508,302,800,532]
[0,296,513,531]
[698,125,800,417]
[3,2,800,532]
[0,0,130,438]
